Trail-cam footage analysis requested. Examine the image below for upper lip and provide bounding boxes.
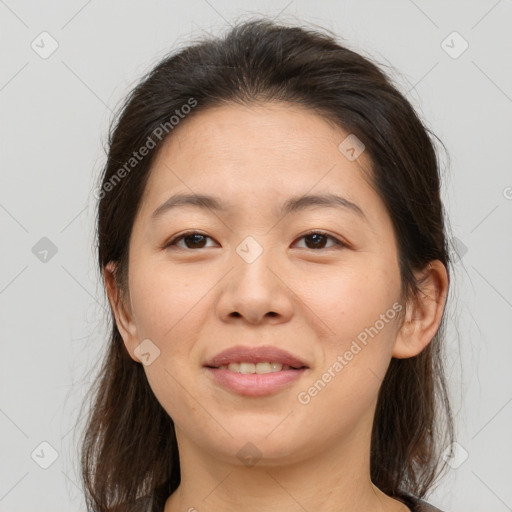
[203,345,309,368]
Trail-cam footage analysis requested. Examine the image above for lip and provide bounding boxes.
[203,345,309,369]
[204,367,307,397]
[203,345,309,397]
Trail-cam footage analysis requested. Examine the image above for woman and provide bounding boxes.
[81,18,454,512]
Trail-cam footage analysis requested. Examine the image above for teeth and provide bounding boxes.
[254,362,271,374]
[239,362,255,374]
[219,362,287,373]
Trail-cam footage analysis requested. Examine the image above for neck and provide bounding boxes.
[164,423,408,512]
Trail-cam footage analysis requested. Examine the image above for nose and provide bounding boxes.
[215,245,295,325]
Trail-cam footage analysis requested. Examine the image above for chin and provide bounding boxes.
[211,429,310,466]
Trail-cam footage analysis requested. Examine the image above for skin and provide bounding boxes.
[105,102,448,512]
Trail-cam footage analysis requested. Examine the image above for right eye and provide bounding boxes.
[163,231,218,250]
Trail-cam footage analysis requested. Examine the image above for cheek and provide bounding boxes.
[128,264,212,425]
[129,260,211,341]
[294,269,400,432]
[298,261,401,347]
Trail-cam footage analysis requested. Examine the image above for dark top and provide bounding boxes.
[398,493,444,512]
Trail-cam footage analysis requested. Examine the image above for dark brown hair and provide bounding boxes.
[80,18,454,512]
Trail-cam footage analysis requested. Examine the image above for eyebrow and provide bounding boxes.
[151,192,367,221]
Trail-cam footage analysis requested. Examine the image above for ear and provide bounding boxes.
[392,260,449,359]
[103,261,141,363]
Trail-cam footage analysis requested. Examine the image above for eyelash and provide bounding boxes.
[162,230,347,251]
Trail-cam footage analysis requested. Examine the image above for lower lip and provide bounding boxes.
[204,367,307,397]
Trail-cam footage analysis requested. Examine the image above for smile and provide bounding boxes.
[204,366,307,397]
[217,362,302,373]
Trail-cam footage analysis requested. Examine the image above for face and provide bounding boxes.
[114,102,410,466]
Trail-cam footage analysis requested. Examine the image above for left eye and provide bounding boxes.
[294,231,345,250]
[164,231,345,250]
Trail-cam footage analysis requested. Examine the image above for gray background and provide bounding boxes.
[1,1,511,511]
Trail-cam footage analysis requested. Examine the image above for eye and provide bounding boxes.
[163,230,347,251]
[293,230,346,250]
[163,231,217,250]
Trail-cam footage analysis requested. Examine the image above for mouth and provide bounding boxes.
[206,362,307,373]
[203,344,309,370]
[203,345,309,397]
[207,361,307,375]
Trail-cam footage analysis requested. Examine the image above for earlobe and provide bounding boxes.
[103,261,141,363]
[392,260,449,359]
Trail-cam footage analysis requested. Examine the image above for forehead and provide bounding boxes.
[138,102,388,230]
[162,101,361,162]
